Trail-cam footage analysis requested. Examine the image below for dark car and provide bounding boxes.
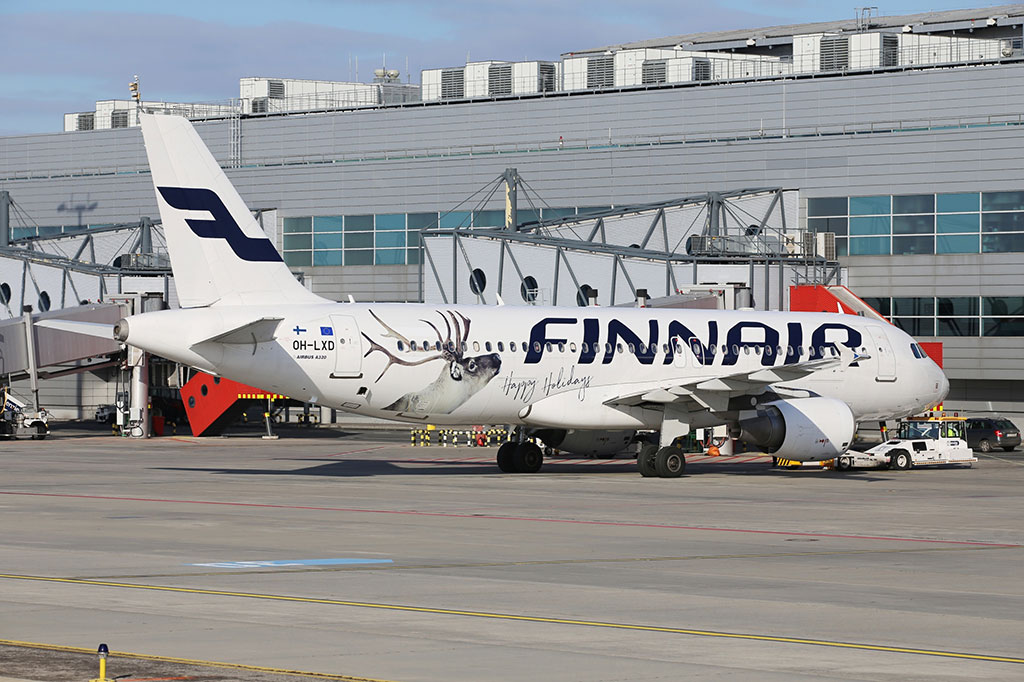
[965,417,1021,452]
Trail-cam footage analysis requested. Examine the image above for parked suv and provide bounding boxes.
[965,417,1021,452]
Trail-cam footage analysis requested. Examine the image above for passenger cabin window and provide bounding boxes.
[497,341,504,352]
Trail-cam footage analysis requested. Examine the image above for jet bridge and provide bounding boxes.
[0,301,155,435]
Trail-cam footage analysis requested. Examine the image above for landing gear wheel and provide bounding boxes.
[977,439,992,453]
[513,442,543,473]
[836,455,853,471]
[496,441,518,473]
[637,445,658,477]
[889,449,912,470]
[654,447,685,478]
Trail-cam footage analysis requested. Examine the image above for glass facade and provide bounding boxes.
[807,191,1024,256]
[281,207,585,267]
[861,296,1023,337]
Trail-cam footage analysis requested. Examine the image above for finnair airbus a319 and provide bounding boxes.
[48,114,949,476]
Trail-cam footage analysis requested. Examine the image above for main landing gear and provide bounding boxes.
[496,440,544,473]
[637,444,686,478]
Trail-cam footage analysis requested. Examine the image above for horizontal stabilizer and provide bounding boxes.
[192,317,284,346]
[35,319,115,340]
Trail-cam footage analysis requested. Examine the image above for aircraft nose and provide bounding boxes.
[936,366,950,403]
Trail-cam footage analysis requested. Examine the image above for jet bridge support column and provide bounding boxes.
[0,191,10,248]
[127,345,150,438]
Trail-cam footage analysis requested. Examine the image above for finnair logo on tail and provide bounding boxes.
[157,186,283,263]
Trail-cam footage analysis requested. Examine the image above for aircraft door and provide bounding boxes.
[330,315,363,378]
[867,326,897,382]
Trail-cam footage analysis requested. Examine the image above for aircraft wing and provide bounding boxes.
[604,349,868,414]
[191,317,284,346]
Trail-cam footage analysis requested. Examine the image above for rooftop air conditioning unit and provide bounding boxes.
[817,232,836,260]
[803,232,836,259]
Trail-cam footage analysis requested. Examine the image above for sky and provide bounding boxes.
[0,0,994,135]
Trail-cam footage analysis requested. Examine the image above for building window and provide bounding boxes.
[111,110,129,129]
[850,196,891,215]
[892,215,933,234]
[937,213,979,233]
[808,197,848,216]
[937,193,980,213]
[76,113,95,131]
[892,195,934,214]
[850,217,890,235]
[982,191,1024,211]
[937,234,979,253]
[848,236,889,255]
[892,235,933,255]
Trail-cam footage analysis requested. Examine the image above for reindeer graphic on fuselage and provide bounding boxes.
[362,310,501,414]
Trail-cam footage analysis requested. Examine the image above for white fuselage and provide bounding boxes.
[120,302,948,429]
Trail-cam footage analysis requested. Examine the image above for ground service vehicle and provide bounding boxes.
[965,416,1020,452]
[836,416,976,470]
[0,388,49,439]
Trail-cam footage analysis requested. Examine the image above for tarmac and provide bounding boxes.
[1,422,1023,681]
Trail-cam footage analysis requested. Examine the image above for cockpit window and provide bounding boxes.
[910,343,927,359]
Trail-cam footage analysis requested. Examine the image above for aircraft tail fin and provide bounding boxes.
[139,113,324,308]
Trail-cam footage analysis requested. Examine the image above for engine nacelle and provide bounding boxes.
[534,429,636,457]
[737,397,854,461]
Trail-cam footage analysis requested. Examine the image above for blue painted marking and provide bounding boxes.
[293,326,307,335]
[156,186,283,263]
[320,326,333,336]
[189,558,393,569]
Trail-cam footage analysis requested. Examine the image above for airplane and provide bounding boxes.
[41,113,949,477]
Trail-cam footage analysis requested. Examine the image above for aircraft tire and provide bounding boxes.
[889,449,912,471]
[654,447,685,478]
[836,455,853,471]
[496,442,518,473]
[514,442,543,473]
[637,445,658,477]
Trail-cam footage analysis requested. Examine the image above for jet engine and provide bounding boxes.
[534,429,636,457]
[736,397,854,461]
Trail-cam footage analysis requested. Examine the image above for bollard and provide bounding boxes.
[90,643,112,682]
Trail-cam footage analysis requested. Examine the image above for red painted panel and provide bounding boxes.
[919,342,943,368]
[789,285,858,314]
[180,372,265,437]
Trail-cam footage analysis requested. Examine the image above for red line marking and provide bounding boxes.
[324,446,389,458]
[0,491,1015,547]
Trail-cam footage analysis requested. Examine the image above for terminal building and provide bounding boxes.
[0,5,1023,420]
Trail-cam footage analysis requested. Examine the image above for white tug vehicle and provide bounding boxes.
[836,415,977,471]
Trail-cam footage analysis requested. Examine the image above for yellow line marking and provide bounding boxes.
[0,638,395,682]
[1,575,1022,665]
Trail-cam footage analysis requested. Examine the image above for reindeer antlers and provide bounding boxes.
[363,309,474,382]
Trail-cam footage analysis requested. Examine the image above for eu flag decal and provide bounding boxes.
[320,326,334,336]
